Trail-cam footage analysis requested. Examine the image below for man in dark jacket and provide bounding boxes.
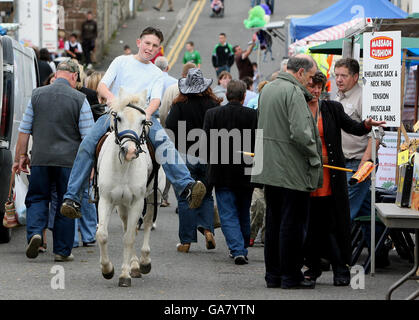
[13,60,94,262]
[81,11,97,69]
[212,33,235,77]
[202,80,258,265]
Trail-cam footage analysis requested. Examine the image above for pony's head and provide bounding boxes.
[109,89,151,162]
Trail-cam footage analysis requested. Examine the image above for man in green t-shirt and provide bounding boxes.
[183,41,201,68]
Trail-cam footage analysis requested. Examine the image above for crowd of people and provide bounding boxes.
[36,11,98,86]
[12,24,390,290]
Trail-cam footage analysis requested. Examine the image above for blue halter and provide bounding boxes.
[111,103,152,161]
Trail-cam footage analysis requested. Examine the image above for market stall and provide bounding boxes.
[308,21,419,278]
[289,0,407,43]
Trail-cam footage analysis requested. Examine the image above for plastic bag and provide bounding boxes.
[14,174,28,225]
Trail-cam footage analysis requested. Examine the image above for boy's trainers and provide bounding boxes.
[183,181,206,209]
[60,199,82,219]
[234,255,248,265]
[26,234,42,259]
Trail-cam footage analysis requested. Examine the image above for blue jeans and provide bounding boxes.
[74,187,97,247]
[215,65,230,77]
[25,166,75,257]
[175,155,214,243]
[346,159,371,221]
[64,114,194,204]
[215,187,253,258]
[346,159,386,256]
[48,183,57,230]
[266,0,274,12]
[251,0,261,6]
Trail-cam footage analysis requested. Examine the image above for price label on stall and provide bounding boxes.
[397,150,409,165]
[362,31,401,128]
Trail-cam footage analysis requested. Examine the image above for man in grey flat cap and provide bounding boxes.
[14,60,94,262]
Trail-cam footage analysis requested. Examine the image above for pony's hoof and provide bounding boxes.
[130,268,142,278]
[102,267,114,280]
[118,277,131,287]
[140,263,151,274]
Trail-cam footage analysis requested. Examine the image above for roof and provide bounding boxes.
[288,18,363,56]
[290,0,408,42]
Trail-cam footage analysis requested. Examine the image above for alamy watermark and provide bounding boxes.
[350,265,365,290]
[50,265,65,290]
[151,121,263,175]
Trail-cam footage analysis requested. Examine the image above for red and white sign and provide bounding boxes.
[363,31,401,127]
[42,0,58,52]
[370,36,394,60]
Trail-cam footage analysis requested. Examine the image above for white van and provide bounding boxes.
[0,36,39,243]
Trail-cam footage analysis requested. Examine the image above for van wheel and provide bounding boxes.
[0,224,11,243]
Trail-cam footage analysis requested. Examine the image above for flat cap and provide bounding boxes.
[57,60,80,73]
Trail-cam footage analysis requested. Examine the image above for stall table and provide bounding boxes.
[375,203,419,300]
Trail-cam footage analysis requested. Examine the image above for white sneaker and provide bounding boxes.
[54,253,74,262]
[87,63,93,69]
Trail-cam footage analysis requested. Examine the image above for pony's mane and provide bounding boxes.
[109,93,146,113]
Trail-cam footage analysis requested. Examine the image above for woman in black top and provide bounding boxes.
[303,71,384,286]
[166,68,221,253]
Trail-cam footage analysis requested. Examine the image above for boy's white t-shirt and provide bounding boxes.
[64,41,83,52]
[100,54,164,104]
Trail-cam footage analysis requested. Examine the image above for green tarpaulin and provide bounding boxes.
[309,34,419,58]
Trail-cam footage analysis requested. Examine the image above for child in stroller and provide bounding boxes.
[210,0,224,18]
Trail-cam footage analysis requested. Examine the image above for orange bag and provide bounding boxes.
[349,161,375,185]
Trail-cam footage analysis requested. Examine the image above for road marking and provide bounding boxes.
[166,0,201,62]
[167,0,206,68]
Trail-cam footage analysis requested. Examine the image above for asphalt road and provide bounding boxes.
[1,0,418,302]
[0,188,418,300]
[169,0,342,83]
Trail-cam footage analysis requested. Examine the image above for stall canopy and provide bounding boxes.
[290,0,408,42]
[288,18,363,56]
[309,34,419,65]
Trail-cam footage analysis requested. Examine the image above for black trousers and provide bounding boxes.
[304,196,349,280]
[264,185,310,286]
[82,39,95,65]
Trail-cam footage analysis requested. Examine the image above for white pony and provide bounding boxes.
[96,90,165,287]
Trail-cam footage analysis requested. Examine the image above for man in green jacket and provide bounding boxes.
[212,33,235,77]
[251,54,322,289]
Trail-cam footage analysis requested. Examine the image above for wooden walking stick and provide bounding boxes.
[239,151,375,184]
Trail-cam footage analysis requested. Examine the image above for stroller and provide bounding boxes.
[210,0,224,18]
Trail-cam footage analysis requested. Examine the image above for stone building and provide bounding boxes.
[0,2,14,23]
[57,0,136,62]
